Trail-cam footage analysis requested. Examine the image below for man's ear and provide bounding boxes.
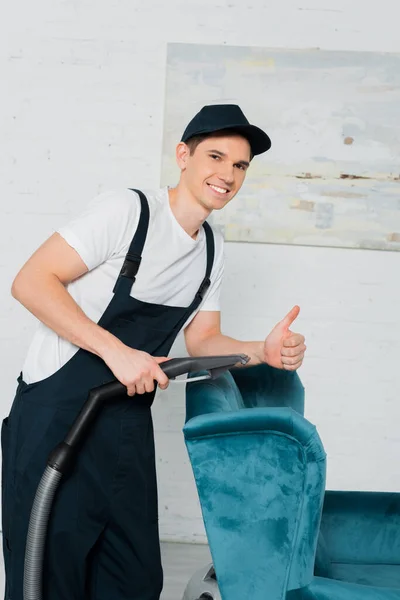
[176,142,190,170]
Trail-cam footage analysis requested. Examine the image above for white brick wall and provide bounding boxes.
[1,0,399,545]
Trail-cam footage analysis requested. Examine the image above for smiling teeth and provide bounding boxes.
[209,185,228,194]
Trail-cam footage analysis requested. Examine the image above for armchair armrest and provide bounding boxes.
[320,491,400,566]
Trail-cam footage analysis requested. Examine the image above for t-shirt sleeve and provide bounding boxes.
[199,228,225,312]
[56,190,140,271]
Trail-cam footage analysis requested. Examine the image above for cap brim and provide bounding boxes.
[229,124,272,155]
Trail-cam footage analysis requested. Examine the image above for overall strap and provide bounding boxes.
[171,221,215,335]
[113,189,150,293]
[196,221,215,302]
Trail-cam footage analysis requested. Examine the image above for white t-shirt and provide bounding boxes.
[22,187,224,384]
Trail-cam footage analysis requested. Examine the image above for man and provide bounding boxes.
[2,104,306,599]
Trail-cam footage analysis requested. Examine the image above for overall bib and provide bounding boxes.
[1,190,215,600]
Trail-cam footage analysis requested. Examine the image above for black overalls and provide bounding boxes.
[1,190,215,600]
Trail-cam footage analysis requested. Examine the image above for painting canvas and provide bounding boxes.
[161,43,400,251]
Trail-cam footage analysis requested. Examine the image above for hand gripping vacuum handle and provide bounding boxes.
[47,354,249,474]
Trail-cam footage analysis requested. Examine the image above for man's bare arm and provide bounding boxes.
[12,233,115,357]
[184,308,306,371]
[184,311,263,365]
[12,233,169,394]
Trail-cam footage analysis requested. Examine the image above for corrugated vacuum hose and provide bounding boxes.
[24,466,62,599]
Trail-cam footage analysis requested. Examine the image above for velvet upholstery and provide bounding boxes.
[231,364,305,415]
[318,491,400,589]
[183,364,400,600]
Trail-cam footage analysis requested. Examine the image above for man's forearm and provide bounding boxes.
[11,271,120,359]
[187,332,264,366]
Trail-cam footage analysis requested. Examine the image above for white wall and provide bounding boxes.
[1,0,400,544]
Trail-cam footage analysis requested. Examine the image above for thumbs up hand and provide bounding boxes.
[262,306,306,370]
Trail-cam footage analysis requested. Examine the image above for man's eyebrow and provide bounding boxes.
[208,149,225,156]
[207,149,250,167]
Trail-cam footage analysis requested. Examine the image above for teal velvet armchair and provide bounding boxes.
[182,364,400,600]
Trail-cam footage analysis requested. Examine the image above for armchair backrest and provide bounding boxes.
[185,363,305,424]
[231,364,305,414]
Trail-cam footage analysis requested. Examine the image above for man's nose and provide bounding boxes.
[218,164,235,185]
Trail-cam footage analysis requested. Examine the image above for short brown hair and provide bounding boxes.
[185,129,254,161]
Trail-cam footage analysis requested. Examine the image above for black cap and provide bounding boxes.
[181,104,271,156]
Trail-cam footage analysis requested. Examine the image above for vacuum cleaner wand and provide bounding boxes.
[23,353,249,600]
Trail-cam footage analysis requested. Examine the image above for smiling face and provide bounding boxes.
[176,132,252,212]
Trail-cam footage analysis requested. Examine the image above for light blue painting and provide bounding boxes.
[161,43,400,251]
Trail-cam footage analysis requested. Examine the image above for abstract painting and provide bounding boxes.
[161,44,400,251]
